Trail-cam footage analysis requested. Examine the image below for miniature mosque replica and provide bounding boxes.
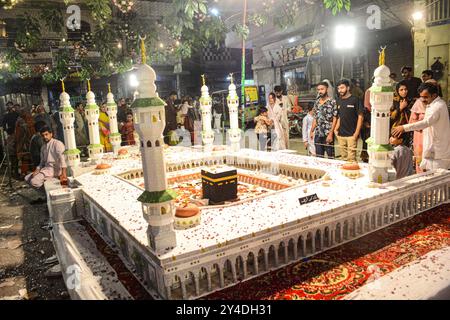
[46,46,450,300]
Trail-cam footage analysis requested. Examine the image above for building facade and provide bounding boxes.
[414,0,450,102]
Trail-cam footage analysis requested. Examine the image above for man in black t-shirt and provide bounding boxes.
[334,79,364,162]
[401,66,422,101]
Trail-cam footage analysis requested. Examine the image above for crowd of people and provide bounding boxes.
[0,97,139,180]
[253,65,449,178]
[1,65,448,193]
[300,66,449,176]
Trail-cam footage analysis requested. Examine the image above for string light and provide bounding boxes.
[117,42,122,49]
[112,0,135,13]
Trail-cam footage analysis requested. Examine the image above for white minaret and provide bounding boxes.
[58,83,80,171]
[200,75,214,148]
[367,49,394,184]
[132,39,177,254]
[227,75,241,152]
[84,80,104,162]
[106,84,122,154]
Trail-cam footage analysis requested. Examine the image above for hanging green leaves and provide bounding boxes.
[324,0,351,15]
[15,14,41,51]
[40,7,64,34]
[86,0,112,28]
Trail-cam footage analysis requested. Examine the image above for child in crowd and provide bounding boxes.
[302,104,316,156]
[120,112,136,146]
[390,132,414,179]
[254,107,272,151]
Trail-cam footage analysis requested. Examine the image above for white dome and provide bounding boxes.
[59,92,71,106]
[201,85,209,96]
[373,65,391,87]
[228,83,238,100]
[135,63,157,98]
[107,92,115,104]
[86,91,96,105]
[374,65,391,78]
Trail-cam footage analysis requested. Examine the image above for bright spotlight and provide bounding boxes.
[334,25,356,49]
[129,74,139,88]
[412,11,423,20]
[210,8,219,16]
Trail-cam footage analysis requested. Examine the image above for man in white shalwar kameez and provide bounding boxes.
[274,86,291,149]
[392,82,450,171]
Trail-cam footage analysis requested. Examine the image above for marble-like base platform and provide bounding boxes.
[46,147,450,299]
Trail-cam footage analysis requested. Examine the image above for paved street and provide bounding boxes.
[0,178,68,300]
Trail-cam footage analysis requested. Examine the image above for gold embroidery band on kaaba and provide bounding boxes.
[201,175,238,183]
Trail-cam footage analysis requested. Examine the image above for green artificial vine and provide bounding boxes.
[324,0,351,15]
[86,0,112,28]
[232,24,250,41]
[0,0,352,83]
[40,7,64,33]
[15,14,42,51]
[42,49,70,84]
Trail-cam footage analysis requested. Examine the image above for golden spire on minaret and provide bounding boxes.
[107,82,111,94]
[201,74,206,86]
[87,78,91,92]
[378,46,387,66]
[61,78,66,92]
[229,73,234,84]
[139,35,147,65]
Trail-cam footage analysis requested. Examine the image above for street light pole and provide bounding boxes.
[240,0,248,130]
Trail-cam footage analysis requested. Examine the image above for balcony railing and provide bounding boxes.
[426,0,450,26]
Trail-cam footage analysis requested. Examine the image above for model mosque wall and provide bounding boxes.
[53,147,450,300]
[79,169,449,299]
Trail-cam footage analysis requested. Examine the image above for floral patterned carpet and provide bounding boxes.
[205,204,450,300]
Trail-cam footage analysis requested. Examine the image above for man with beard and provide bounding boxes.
[24,126,67,204]
[310,81,338,159]
[334,79,364,162]
[274,86,291,149]
[401,66,422,101]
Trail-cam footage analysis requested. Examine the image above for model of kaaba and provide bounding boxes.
[201,166,238,204]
